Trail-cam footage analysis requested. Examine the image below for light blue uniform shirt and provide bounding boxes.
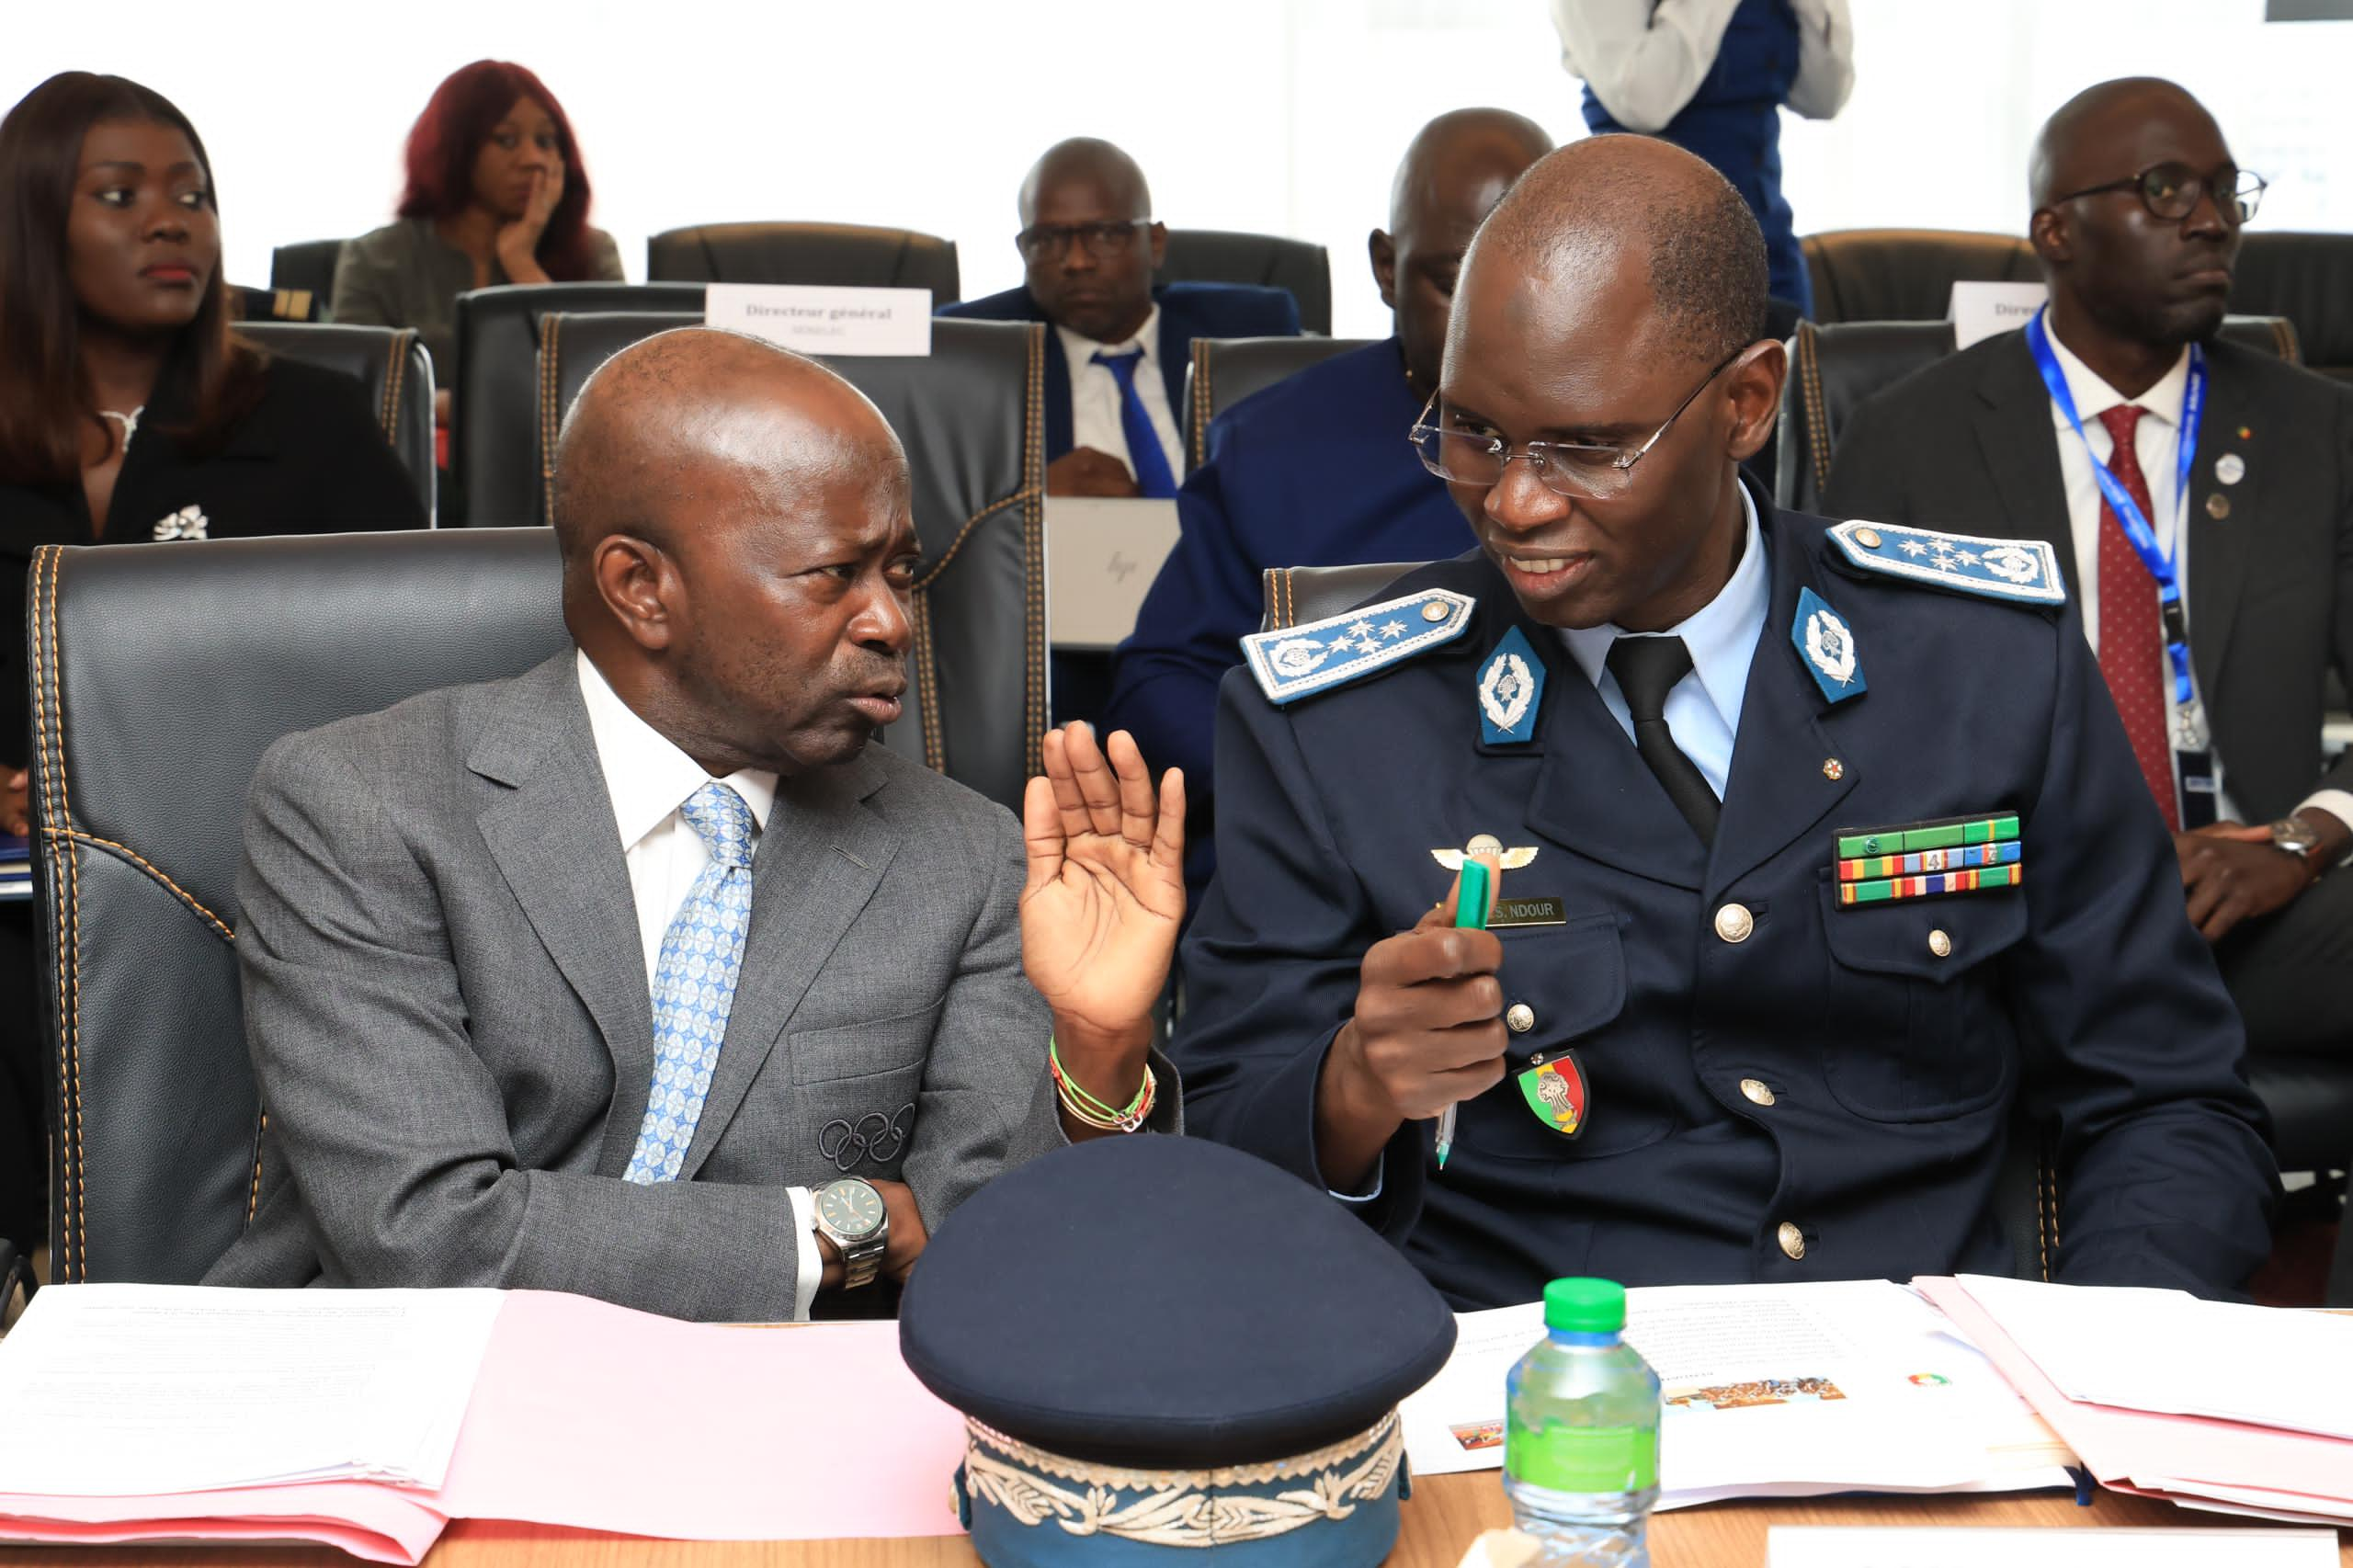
[1554,483,1770,798]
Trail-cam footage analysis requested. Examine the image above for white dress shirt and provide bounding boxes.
[1556,483,1771,799]
[1550,0,1854,133]
[1058,304,1184,484]
[2040,326,2353,838]
[577,653,823,1321]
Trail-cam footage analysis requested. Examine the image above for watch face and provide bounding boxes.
[818,1180,884,1240]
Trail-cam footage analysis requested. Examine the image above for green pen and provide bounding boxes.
[1435,857,1493,1171]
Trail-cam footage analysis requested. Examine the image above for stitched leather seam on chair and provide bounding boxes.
[32,547,85,1279]
[1190,340,1212,469]
[538,315,563,528]
[912,491,1032,590]
[48,831,235,942]
[28,546,66,1278]
[910,589,945,772]
[379,332,410,444]
[1798,326,1832,499]
[246,1109,267,1223]
[2272,317,2302,364]
[1025,324,1048,766]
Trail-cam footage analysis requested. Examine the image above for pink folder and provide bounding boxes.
[0,1290,973,1562]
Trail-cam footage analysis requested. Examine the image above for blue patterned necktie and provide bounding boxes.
[1089,347,1178,498]
[623,781,756,1184]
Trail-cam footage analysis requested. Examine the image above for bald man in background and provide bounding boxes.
[1826,79,2353,1074]
[206,329,1183,1322]
[941,136,1301,500]
[1103,109,1553,909]
[1174,136,2274,1306]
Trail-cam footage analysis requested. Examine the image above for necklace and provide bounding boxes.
[99,406,143,449]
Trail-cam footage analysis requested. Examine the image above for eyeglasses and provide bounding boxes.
[1017,220,1152,262]
[2053,162,2268,225]
[1409,347,1747,501]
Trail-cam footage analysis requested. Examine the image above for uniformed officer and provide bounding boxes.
[1170,134,2278,1308]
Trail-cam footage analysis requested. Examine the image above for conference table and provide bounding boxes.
[9,1474,2347,1566]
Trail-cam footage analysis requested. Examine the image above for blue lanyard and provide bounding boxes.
[2025,308,2204,712]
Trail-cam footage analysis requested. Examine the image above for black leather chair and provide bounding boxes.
[646,222,961,302]
[1776,313,2302,515]
[268,238,346,311]
[1159,229,1333,335]
[1256,560,2062,1280]
[237,321,438,518]
[26,529,571,1282]
[1800,229,2039,325]
[1181,335,1374,469]
[449,282,706,526]
[2229,232,2353,383]
[536,312,1046,814]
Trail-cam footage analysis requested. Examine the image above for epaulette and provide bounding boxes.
[1240,588,1475,705]
[1827,520,2067,608]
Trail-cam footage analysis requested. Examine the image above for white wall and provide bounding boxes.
[8,0,2351,341]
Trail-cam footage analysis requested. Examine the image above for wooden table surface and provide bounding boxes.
[8,1473,2346,1567]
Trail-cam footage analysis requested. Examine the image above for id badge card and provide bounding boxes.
[2177,748,2217,831]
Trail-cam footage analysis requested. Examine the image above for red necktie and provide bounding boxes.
[2093,403,2179,831]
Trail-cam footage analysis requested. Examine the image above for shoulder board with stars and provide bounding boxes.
[1828,520,2067,608]
[1241,589,1475,706]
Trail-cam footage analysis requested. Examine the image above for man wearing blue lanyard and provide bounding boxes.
[1827,78,2353,1071]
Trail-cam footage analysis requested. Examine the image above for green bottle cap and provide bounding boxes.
[1543,1277,1626,1334]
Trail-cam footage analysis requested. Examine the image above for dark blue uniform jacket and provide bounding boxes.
[1173,493,2277,1307]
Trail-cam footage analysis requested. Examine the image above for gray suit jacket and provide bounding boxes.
[206,653,1070,1320]
[1824,332,2353,824]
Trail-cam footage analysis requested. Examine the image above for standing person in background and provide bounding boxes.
[0,71,426,1255]
[333,60,625,426]
[1551,0,1851,316]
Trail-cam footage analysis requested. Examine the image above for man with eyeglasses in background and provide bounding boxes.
[941,137,1300,502]
[1828,78,2353,1080]
[1171,133,2276,1309]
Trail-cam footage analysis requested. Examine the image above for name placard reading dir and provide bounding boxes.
[706,283,933,357]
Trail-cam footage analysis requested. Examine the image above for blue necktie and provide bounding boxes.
[1090,347,1178,498]
[623,782,755,1184]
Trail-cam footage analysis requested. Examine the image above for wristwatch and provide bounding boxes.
[2267,816,2327,874]
[813,1176,889,1290]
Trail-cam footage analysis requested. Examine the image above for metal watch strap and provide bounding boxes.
[838,1231,885,1290]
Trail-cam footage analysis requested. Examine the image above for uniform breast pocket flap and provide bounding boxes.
[788,999,944,1086]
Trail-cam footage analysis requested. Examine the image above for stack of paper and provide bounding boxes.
[0,1285,971,1563]
[1401,1279,2074,1506]
[1916,1275,2353,1527]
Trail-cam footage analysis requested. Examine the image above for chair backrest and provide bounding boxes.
[28,529,571,1282]
[1776,313,2302,515]
[537,312,1047,813]
[646,222,961,302]
[1260,555,2062,1282]
[450,281,707,526]
[1159,229,1333,335]
[1183,336,1375,470]
[237,321,438,520]
[230,285,324,324]
[1800,229,2039,324]
[2228,231,2353,382]
[267,238,347,307]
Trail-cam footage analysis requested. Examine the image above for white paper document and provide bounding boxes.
[0,1284,504,1496]
[1767,1525,2340,1567]
[1954,1273,2353,1441]
[1947,280,2049,348]
[1399,1280,2071,1506]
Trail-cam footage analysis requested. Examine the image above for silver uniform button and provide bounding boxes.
[1852,526,1882,550]
[1778,1221,1806,1260]
[1928,928,1952,959]
[1506,1003,1535,1034]
[1714,903,1755,944]
[1740,1077,1775,1107]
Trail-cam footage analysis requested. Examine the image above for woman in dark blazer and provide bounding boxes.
[0,71,425,1250]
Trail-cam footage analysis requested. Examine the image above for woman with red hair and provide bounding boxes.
[333,61,622,415]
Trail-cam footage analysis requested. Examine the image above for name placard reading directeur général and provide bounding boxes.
[1948,280,2049,351]
[705,284,933,357]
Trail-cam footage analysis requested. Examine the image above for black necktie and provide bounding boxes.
[1605,635,1720,846]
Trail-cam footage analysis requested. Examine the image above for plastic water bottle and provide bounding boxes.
[1502,1277,1662,1567]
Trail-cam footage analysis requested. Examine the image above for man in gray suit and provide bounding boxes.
[1824,79,2353,1068]
[206,328,1184,1321]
